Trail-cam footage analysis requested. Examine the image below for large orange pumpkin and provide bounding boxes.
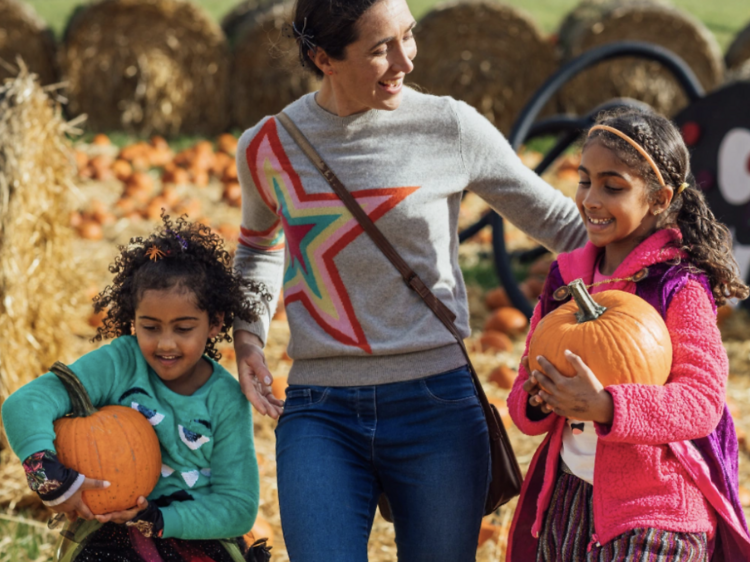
[528,280,672,387]
[51,362,161,514]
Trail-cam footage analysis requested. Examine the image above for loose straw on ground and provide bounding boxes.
[0,63,82,450]
[408,0,558,136]
[557,0,724,117]
[226,0,317,130]
[60,0,230,136]
[0,0,58,86]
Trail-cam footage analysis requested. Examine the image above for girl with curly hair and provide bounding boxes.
[2,214,270,562]
[507,108,750,561]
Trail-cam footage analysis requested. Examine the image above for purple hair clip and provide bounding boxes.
[168,229,188,250]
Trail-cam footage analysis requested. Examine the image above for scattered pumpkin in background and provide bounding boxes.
[479,331,513,353]
[487,396,513,428]
[484,287,511,310]
[51,362,161,514]
[487,366,517,390]
[71,133,243,240]
[478,519,502,546]
[717,304,733,326]
[528,280,672,387]
[484,307,528,337]
[271,376,288,401]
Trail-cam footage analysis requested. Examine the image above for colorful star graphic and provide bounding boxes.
[245,118,418,353]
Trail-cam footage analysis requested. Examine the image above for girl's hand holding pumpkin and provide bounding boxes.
[95,495,148,524]
[532,351,614,424]
[50,476,110,522]
[521,356,553,414]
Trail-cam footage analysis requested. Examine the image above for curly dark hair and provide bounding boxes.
[92,213,270,360]
[584,107,749,307]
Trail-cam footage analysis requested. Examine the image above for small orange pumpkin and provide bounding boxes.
[479,331,513,353]
[487,365,517,389]
[484,307,528,336]
[51,362,161,515]
[528,280,672,387]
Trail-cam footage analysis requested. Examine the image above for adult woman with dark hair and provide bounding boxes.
[232,0,586,560]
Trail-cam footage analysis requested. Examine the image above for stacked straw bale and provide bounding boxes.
[226,1,317,129]
[408,0,558,136]
[0,0,57,86]
[726,22,750,72]
[726,59,750,84]
[221,0,282,47]
[0,64,82,449]
[557,0,724,118]
[60,0,231,136]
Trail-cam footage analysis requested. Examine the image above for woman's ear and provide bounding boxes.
[311,48,334,76]
[651,185,675,215]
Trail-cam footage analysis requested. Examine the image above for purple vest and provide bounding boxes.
[542,260,748,560]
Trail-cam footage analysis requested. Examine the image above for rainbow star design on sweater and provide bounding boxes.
[241,118,417,353]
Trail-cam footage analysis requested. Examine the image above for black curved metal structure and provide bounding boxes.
[458,41,705,318]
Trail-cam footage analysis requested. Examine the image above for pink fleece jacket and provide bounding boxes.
[507,229,726,546]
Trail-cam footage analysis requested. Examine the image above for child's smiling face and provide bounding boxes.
[576,141,671,271]
[134,286,222,395]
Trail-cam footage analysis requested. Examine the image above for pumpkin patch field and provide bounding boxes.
[3,1,750,552]
[2,97,750,562]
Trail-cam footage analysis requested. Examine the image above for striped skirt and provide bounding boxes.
[536,462,709,562]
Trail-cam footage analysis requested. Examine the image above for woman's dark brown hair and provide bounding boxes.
[92,213,270,360]
[292,0,380,77]
[585,108,749,306]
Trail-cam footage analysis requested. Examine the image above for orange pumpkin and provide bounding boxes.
[484,306,528,336]
[487,365,517,389]
[484,287,510,310]
[479,331,513,353]
[528,280,672,387]
[51,362,161,515]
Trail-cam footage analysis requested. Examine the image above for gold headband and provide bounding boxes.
[588,125,666,188]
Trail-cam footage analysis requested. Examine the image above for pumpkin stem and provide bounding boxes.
[50,361,97,417]
[569,279,607,323]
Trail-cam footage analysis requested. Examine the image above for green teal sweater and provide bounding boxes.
[1,336,259,540]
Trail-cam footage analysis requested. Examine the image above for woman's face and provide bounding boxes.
[324,0,417,115]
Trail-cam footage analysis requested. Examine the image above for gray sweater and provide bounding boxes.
[234,88,586,386]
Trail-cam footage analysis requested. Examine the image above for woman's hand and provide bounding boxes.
[95,496,148,524]
[532,351,614,424]
[49,476,110,522]
[521,356,553,414]
[234,330,284,419]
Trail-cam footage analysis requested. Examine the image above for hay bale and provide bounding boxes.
[228,1,317,129]
[0,64,82,448]
[726,59,750,84]
[0,0,57,86]
[408,0,558,136]
[221,0,281,47]
[557,0,724,117]
[726,22,750,72]
[60,0,231,136]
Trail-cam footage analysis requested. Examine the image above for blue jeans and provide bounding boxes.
[275,365,490,562]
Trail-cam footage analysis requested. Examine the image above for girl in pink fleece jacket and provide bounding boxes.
[507,108,750,561]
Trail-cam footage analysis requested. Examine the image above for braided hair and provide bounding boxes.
[92,213,270,360]
[584,108,749,306]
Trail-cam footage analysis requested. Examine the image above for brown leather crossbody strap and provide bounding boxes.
[275,111,499,431]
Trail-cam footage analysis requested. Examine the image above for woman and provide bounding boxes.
[233,0,586,560]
